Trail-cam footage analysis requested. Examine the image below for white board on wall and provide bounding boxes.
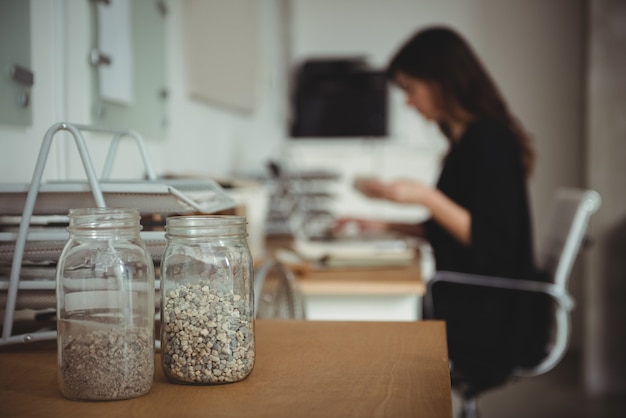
[181,0,261,112]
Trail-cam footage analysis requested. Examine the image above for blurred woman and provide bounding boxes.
[335,26,545,396]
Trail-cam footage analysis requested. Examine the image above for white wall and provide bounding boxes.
[155,0,288,180]
[584,0,626,397]
[0,0,287,184]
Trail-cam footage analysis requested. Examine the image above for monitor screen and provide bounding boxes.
[290,59,388,139]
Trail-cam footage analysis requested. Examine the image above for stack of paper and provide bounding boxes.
[293,237,415,268]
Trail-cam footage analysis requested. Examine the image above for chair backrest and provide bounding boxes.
[537,188,602,289]
[517,188,601,377]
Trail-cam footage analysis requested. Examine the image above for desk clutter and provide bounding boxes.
[262,160,339,238]
[292,234,417,268]
[0,122,256,400]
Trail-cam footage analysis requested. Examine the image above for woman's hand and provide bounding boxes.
[353,176,471,245]
[353,178,389,199]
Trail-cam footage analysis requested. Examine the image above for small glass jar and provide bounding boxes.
[160,215,255,385]
[56,208,155,401]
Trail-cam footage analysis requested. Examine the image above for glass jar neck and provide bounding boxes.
[67,208,142,237]
[165,215,248,240]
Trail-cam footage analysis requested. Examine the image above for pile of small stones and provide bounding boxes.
[60,328,153,400]
[161,283,255,384]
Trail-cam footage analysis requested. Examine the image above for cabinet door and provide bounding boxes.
[0,0,32,127]
[90,0,167,139]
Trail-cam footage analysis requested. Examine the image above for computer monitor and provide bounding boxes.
[290,58,388,139]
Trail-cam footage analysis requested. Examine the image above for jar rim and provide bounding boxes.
[68,207,140,217]
[166,215,247,227]
[67,207,142,231]
[165,215,248,238]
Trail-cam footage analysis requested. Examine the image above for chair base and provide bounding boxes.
[460,396,479,418]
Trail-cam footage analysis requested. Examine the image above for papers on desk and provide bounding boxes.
[293,236,415,268]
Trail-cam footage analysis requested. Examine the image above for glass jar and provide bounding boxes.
[56,208,155,401]
[160,215,255,385]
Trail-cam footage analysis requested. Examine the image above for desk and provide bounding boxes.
[0,320,453,418]
[299,262,425,321]
[267,237,427,321]
[298,261,425,295]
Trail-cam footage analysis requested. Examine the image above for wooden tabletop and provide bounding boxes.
[298,261,425,296]
[266,236,426,296]
[0,320,452,418]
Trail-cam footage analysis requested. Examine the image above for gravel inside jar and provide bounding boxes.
[161,283,255,384]
[60,328,154,400]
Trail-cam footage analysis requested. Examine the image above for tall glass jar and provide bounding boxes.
[160,215,255,385]
[56,208,155,401]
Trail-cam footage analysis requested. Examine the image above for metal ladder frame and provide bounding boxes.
[1,122,156,345]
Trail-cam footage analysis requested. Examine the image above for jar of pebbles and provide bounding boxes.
[160,215,255,385]
[56,208,155,401]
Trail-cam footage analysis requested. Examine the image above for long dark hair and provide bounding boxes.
[387,26,535,176]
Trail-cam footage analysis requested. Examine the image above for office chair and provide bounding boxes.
[423,188,601,418]
[254,259,306,320]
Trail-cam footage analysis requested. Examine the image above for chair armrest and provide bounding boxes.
[423,270,574,319]
[423,270,574,377]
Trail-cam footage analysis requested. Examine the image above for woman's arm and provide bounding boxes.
[355,177,471,246]
[422,187,471,246]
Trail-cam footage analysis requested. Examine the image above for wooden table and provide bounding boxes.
[298,262,425,321]
[297,260,425,296]
[266,236,426,321]
[0,320,452,418]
